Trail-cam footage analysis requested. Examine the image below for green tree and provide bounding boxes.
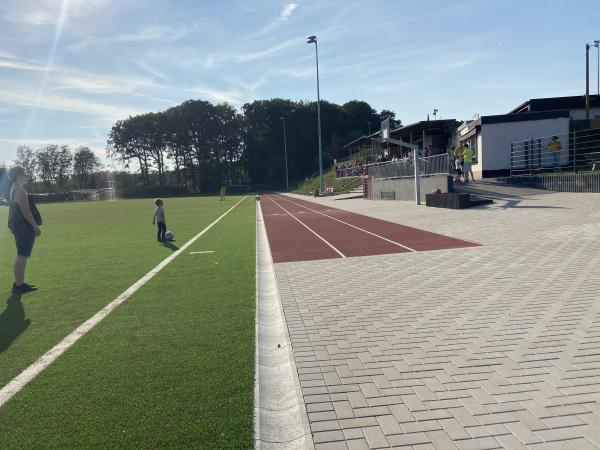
[15,145,36,182]
[108,118,152,190]
[35,144,61,191]
[342,100,378,135]
[73,147,101,188]
[380,109,401,129]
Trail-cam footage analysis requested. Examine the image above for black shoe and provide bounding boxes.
[12,283,37,293]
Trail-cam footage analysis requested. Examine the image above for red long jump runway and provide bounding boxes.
[260,193,479,263]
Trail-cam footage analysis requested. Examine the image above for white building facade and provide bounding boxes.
[457,95,600,179]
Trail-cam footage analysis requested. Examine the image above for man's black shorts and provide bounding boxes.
[13,227,36,257]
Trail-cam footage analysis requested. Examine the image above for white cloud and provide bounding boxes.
[188,86,242,105]
[0,57,48,71]
[235,37,299,62]
[0,87,141,120]
[136,61,168,81]
[2,0,111,26]
[280,3,298,21]
[51,71,157,95]
[68,26,187,51]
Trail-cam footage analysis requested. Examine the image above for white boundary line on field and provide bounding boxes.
[265,194,346,259]
[0,196,248,409]
[277,194,417,253]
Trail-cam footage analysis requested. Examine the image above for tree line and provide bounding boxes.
[6,145,102,193]
[107,98,399,192]
[3,97,399,196]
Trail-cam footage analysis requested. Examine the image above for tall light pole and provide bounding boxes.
[280,116,289,191]
[586,43,591,121]
[595,40,600,96]
[307,35,323,194]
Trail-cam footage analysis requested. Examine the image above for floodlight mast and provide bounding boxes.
[307,35,323,195]
[586,43,591,121]
[280,116,289,191]
[595,40,600,96]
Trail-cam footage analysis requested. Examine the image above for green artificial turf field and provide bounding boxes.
[0,196,255,449]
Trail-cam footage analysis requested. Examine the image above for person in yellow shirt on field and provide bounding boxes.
[548,136,562,172]
[462,143,475,182]
[219,185,226,201]
[453,144,464,182]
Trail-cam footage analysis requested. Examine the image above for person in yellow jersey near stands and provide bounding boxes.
[462,143,475,182]
[548,136,562,172]
[219,185,226,201]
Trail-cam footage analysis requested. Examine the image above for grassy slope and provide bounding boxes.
[0,197,255,449]
[291,166,362,195]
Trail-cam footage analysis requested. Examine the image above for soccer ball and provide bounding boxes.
[165,231,175,241]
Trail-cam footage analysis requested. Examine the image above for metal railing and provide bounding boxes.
[367,153,451,179]
[510,128,600,176]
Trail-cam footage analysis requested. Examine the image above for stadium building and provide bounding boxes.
[458,95,600,178]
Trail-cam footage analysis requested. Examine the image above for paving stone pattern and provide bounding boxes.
[274,191,600,449]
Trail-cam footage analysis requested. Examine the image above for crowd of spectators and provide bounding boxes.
[335,160,369,177]
[335,153,414,178]
[335,145,457,178]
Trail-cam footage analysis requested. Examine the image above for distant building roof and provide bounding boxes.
[389,119,460,139]
[343,119,463,148]
[482,110,570,125]
[458,110,570,141]
[510,95,600,114]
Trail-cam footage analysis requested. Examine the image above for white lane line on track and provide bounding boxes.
[265,194,346,259]
[190,251,215,254]
[276,195,417,253]
[0,196,248,409]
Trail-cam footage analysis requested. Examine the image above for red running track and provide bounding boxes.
[260,193,479,263]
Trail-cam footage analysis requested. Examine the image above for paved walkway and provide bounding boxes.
[273,190,600,449]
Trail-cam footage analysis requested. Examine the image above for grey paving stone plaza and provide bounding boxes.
[274,188,600,449]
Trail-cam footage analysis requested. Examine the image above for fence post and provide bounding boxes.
[510,141,514,177]
[530,138,533,176]
[414,148,420,205]
[573,129,577,174]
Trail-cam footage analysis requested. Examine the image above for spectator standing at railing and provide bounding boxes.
[462,143,475,182]
[548,136,562,172]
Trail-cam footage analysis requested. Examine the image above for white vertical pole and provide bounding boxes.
[282,118,289,191]
[414,132,422,205]
[315,41,323,194]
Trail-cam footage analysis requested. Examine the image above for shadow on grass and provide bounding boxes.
[159,241,180,251]
[0,293,30,353]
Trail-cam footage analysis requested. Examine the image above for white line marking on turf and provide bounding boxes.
[0,196,248,409]
[265,194,346,259]
[277,195,417,253]
[190,251,214,254]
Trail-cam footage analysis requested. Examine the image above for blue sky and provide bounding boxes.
[0,0,599,164]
